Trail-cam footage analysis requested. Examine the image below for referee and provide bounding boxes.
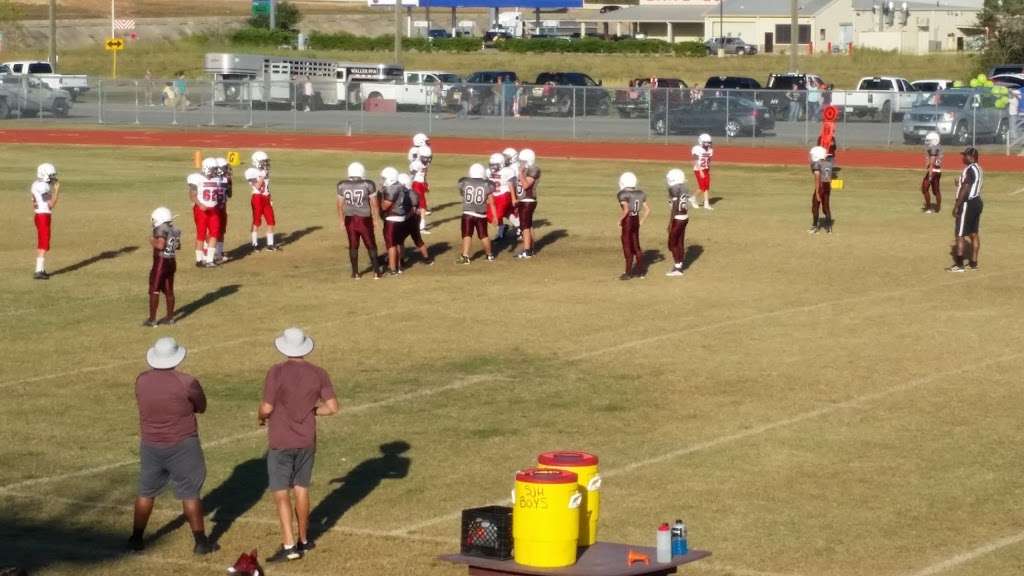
[948,147,983,273]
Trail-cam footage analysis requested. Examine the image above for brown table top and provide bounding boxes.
[440,541,711,576]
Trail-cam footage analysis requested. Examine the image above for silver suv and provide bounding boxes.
[902,88,1008,145]
[0,74,72,118]
[704,37,758,55]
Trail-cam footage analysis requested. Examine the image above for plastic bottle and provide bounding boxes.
[656,522,672,563]
[671,519,688,557]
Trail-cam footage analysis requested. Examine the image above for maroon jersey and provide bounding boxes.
[668,184,690,219]
[517,165,541,202]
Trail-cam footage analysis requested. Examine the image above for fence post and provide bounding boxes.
[97,80,104,124]
[664,88,669,145]
[887,92,894,148]
[842,94,847,149]
[427,85,433,136]
[646,86,652,140]
[571,87,577,140]
[803,92,809,145]
[133,80,140,125]
[292,82,298,131]
[501,84,506,139]
[246,80,254,129]
[751,90,757,146]
[209,80,217,126]
[725,90,731,143]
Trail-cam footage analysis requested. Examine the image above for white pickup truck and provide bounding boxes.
[830,76,918,121]
[0,61,89,101]
[359,70,461,109]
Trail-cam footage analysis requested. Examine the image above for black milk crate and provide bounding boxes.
[460,506,513,560]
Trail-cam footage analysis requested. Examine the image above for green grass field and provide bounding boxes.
[1,144,1023,576]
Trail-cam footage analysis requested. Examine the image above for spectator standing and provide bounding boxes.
[303,76,314,112]
[806,81,821,120]
[786,87,801,121]
[503,76,516,116]
[259,328,339,562]
[174,72,189,110]
[129,337,217,555]
[144,69,154,107]
[162,82,177,108]
[513,79,523,118]
[1009,88,1020,141]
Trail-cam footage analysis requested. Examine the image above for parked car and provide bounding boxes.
[703,76,762,91]
[483,29,514,45]
[0,74,72,118]
[911,79,953,92]
[989,64,1024,77]
[762,72,826,119]
[444,70,518,115]
[902,88,1009,145]
[524,72,610,116]
[0,60,89,101]
[704,37,758,55]
[426,28,451,40]
[830,76,917,120]
[989,73,1024,88]
[652,95,774,137]
[614,77,687,118]
[358,70,460,110]
[599,5,621,13]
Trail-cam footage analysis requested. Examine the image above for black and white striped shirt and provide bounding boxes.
[960,163,983,200]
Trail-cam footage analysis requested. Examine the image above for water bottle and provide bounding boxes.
[656,523,671,563]
[671,519,688,557]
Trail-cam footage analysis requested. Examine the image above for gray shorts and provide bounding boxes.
[138,436,206,500]
[267,447,316,491]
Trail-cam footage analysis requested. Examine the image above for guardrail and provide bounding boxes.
[3,77,1021,154]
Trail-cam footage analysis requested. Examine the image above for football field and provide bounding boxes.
[1,143,1023,576]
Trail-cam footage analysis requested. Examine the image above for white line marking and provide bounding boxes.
[903,530,1024,576]
[0,375,506,493]
[1009,187,1024,196]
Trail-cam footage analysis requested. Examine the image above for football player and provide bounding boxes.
[514,148,540,259]
[921,131,942,213]
[665,168,690,277]
[617,171,650,280]
[246,151,277,251]
[379,166,408,276]
[187,158,222,267]
[214,157,231,262]
[487,152,516,241]
[408,133,429,162]
[809,145,834,234]
[337,162,382,279]
[457,163,496,264]
[691,133,714,210]
[145,207,181,327]
[411,145,432,231]
[30,163,59,280]
[400,172,433,267]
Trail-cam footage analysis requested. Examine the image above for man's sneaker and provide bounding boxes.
[968,262,979,271]
[618,273,632,281]
[267,545,302,562]
[157,317,176,326]
[297,540,316,553]
[33,271,49,280]
[251,243,260,252]
[195,261,204,268]
[387,269,400,277]
[423,258,435,266]
[515,251,531,259]
[946,265,966,273]
[807,226,818,234]
[420,229,432,235]
[704,204,713,211]
[351,273,361,280]
[457,256,471,265]
[486,255,496,262]
[142,319,158,327]
[265,245,279,251]
[824,225,833,234]
[202,261,218,268]
[193,540,220,556]
[665,268,684,277]
[424,210,433,216]
[127,536,145,552]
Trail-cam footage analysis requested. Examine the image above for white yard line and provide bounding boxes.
[902,530,1024,576]
[0,374,506,494]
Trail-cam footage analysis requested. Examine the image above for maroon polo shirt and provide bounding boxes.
[135,369,206,446]
[262,359,336,450]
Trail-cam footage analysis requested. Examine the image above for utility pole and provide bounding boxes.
[393,0,401,64]
[269,0,276,30]
[48,0,56,65]
[789,0,798,71]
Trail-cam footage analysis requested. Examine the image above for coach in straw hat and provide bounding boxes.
[258,327,338,562]
[130,337,217,555]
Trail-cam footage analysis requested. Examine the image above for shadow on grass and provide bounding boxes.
[0,505,131,572]
[49,245,139,276]
[533,229,568,254]
[174,284,241,322]
[307,441,411,543]
[224,226,323,263]
[642,249,665,266]
[683,244,704,271]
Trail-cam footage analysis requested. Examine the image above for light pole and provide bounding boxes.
[718,0,724,57]
[789,0,798,71]
[394,0,401,64]
[48,0,56,65]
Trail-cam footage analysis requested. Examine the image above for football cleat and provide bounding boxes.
[142,319,158,327]
[157,317,176,326]
[486,255,496,262]
[457,256,471,265]
[665,268,684,277]
[807,226,818,234]
[33,271,49,280]
[618,273,632,281]
[351,273,360,280]
[266,545,302,563]
[265,245,279,251]
[946,265,966,273]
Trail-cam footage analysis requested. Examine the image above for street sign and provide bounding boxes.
[113,18,136,31]
[252,0,270,16]
[104,37,125,51]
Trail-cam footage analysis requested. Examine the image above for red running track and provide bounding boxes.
[1,128,1022,171]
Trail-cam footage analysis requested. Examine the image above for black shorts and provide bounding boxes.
[956,198,983,237]
[138,436,206,500]
[267,447,316,491]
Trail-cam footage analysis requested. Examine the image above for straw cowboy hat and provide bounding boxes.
[146,337,187,370]
[275,327,314,358]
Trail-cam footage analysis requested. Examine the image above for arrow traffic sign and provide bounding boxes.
[105,37,125,51]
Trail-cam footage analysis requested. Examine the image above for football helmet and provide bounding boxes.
[251,151,269,169]
[201,157,218,177]
[380,166,399,186]
[417,146,433,164]
[412,133,429,147]
[397,173,412,187]
[924,132,940,146]
[502,147,518,166]
[519,148,536,167]
[666,168,686,186]
[469,163,487,179]
[36,163,57,182]
[810,146,828,162]
[151,206,173,227]
[348,162,366,179]
[488,153,504,171]
[619,172,638,190]
[698,133,712,147]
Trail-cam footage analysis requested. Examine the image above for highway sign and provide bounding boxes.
[104,37,125,51]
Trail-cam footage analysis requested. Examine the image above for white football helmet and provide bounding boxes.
[469,163,487,179]
[201,157,218,177]
[502,147,518,166]
[348,162,366,179]
[698,133,712,147]
[380,166,399,186]
[810,146,828,162]
[619,172,638,190]
[151,206,173,227]
[519,149,536,167]
[36,163,57,182]
[666,169,686,187]
[488,153,504,170]
[412,133,429,147]
[251,151,269,169]
[417,145,433,164]
[397,173,412,187]
[924,131,940,146]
